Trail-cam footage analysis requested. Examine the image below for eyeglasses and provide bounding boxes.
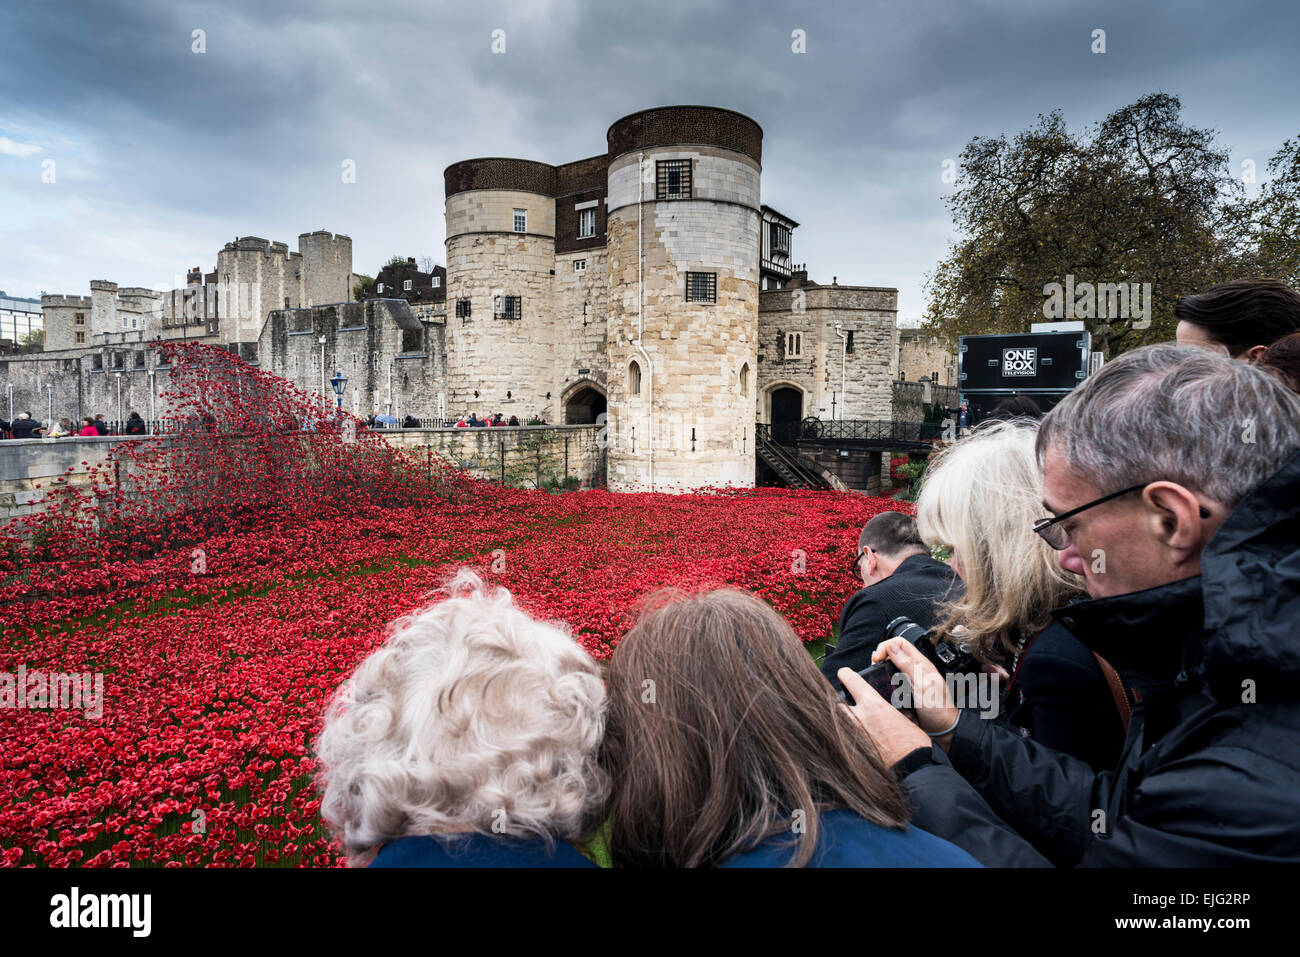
[850,545,871,578]
[1033,483,1211,550]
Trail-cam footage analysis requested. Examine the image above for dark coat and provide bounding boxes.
[368,833,597,868]
[894,447,1300,866]
[1006,620,1127,771]
[821,554,962,693]
[9,418,41,439]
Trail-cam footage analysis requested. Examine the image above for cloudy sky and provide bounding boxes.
[1,0,1296,320]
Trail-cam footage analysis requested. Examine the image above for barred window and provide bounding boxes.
[578,208,596,238]
[456,298,472,318]
[494,295,522,320]
[657,159,692,199]
[685,272,717,303]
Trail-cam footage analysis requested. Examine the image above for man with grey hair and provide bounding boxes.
[841,343,1300,866]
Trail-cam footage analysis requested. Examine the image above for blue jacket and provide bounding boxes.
[720,808,981,867]
[369,833,597,868]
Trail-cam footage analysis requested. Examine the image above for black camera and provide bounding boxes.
[839,658,916,718]
[835,617,977,714]
[882,616,979,678]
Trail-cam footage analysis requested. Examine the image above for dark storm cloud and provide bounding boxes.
[1,0,1297,314]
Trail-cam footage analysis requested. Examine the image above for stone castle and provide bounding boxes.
[7,106,900,492]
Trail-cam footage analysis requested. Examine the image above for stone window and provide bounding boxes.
[494,295,522,320]
[75,312,85,325]
[574,260,586,273]
[786,331,803,357]
[846,331,855,354]
[403,280,412,291]
[513,209,527,233]
[739,362,750,396]
[456,298,471,319]
[284,297,290,308]
[628,359,642,396]
[134,350,146,368]
[685,272,716,303]
[656,159,692,199]
[401,328,423,353]
[578,208,596,238]
[75,331,86,344]
[92,353,103,370]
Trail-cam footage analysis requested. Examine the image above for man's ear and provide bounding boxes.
[1141,482,1207,558]
[1242,343,1268,363]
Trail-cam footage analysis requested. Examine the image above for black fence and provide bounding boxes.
[759,419,945,451]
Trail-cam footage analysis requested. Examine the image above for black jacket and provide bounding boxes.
[896,447,1300,866]
[1007,620,1126,772]
[822,554,961,693]
[10,418,42,439]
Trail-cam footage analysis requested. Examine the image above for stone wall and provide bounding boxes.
[898,329,957,387]
[0,348,174,428]
[259,299,447,420]
[757,282,898,422]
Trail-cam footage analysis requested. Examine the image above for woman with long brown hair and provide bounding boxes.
[599,587,980,868]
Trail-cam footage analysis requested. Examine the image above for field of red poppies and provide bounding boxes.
[0,343,906,867]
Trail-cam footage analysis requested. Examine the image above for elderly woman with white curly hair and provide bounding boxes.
[314,569,608,867]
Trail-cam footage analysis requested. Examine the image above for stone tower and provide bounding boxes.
[604,106,762,491]
[442,158,559,420]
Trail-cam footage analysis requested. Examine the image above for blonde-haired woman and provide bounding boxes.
[315,569,608,867]
[909,419,1124,770]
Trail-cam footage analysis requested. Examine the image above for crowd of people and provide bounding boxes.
[453,412,524,428]
[0,411,148,438]
[312,278,1300,868]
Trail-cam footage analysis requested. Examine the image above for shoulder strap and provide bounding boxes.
[1092,652,1140,732]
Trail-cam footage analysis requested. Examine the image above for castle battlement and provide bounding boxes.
[41,294,92,308]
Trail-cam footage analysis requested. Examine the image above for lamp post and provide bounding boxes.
[148,368,156,433]
[330,370,347,416]
[114,371,123,426]
[317,335,328,410]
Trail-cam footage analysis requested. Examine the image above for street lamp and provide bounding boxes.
[330,370,347,415]
[115,371,123,426]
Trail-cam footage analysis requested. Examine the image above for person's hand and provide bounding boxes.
[871,637,959,740]
[838,668,930,766]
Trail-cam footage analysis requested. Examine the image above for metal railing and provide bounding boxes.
[759,419,946,447]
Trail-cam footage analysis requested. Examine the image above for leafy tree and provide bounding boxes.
[924,94,1257,356]
[352,274,375,302]
[19,328,44,353]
